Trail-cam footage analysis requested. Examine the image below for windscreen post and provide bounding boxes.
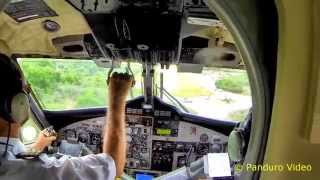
[142,62,154,111]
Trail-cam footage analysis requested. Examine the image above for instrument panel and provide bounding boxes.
[58,118,103,155]
[58,116,227,176]
[57,98,228,177]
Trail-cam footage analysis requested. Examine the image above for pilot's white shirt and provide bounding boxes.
[0,137,116,180]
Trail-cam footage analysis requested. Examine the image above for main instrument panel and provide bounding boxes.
[57,98,228,177]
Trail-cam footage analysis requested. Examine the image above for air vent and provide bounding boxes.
[62,45,84,53]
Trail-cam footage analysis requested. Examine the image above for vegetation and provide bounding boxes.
[160,66,212,98]
[171,75,212,98]
[215,73,250,95]
[227,109,248,121]
[20,59,142,110]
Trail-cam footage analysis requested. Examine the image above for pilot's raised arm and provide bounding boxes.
[0,54,132,180]
[104,72,133,177]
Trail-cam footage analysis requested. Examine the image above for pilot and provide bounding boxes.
[0,54,133,180]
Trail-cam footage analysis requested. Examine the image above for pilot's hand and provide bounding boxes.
[32,130,57,152]
[108,72,134,101]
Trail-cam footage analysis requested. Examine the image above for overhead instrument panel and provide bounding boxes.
[64,0,222,65]
[57,97,228,177]
[81,0,183,64]
[67,0,183,14]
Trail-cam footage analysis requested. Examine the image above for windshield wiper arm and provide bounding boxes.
[156,85,190,113]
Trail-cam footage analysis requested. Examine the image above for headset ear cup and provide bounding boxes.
[228,128,245,163]
[10,93,30,124]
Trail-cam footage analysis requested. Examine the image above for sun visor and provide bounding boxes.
[177,63,203,73]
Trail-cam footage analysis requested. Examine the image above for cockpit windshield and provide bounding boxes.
[19,58,251,121]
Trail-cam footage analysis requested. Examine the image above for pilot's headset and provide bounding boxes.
[0,54,30,125]
[228,109,252,164]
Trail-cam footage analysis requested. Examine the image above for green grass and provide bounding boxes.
[227,109,248,121]
[215,73,250,95]
[162,67,213,98]
[172,85,212,98]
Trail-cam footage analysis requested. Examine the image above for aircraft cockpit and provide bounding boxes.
[0,0,261,179]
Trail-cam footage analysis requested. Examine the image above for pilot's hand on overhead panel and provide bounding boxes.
[108,72,134,102]
[32,130,57,153]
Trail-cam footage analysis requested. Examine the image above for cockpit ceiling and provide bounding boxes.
[0,0,240,68]
[0,0,91,57]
